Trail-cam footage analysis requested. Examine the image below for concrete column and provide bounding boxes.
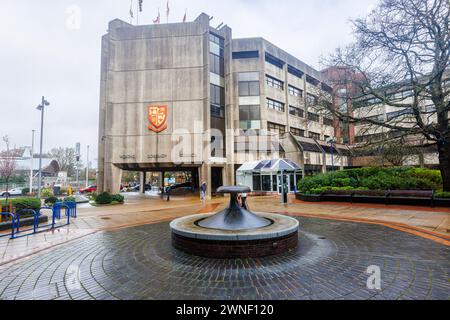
[224,164,235,186]
[103,163,122,194]
[139,172,146,194]
[200,163,212,199]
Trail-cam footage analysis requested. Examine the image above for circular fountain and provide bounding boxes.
[170,186,299,258]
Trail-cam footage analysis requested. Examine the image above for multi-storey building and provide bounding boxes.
[97,13,352,197]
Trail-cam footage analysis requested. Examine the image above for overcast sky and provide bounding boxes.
[0,0,378,167]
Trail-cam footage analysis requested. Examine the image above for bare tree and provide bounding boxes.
[0,136,17,206]
[50,147,78,177]
[322,0,450,190]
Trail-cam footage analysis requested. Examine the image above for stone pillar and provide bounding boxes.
[224,164,235,186]
[103,163,122,194]
[139,172,146,194]
[199,163,212,199]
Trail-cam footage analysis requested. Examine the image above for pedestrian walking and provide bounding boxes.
[200,181,207,205]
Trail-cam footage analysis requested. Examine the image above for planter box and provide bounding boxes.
[434,198,450,207]
[0,215,48,232]
[296,193,450,208]
[295,194,322,202]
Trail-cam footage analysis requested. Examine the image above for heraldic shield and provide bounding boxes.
[148,105,168,133]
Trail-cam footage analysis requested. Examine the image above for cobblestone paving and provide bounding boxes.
[0,217,448,300]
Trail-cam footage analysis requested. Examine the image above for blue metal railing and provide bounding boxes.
[0,201,77,239]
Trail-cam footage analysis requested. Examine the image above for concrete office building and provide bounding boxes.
[97,13,351,196]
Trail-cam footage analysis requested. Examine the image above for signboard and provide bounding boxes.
[148,105,168,133]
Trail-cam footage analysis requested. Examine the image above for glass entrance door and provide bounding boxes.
[277,173,289,194]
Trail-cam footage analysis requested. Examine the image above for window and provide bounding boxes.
[238,72,259,82]
[265,52,285,69]
[267,122,286,135]
[266,75,284,90]
[289,106,304,118]
[209,33,224,46]
[288,65,303,78]
[323,117,333,126]
[239,81,260,96]
[308,112,319,122]
[210,84,225,118]
[211,105,225,118]
[232,51,259,59]
[288,85,303,97]
[209,53,224,76]
[240,121,261,130]
[267,98,285,112]
[386,108,414,121]
[306,75,320,86]
[239,105,261,121]
[306,93,318,105]
[309,131,321,140]
[321,83,333,94]
[210,84,225,106]
[290,127,305,137]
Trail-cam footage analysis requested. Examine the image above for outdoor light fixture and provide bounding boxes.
[36,96,50,198]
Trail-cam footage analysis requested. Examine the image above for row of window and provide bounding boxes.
[267,98,285,112]
[268,121,323,141]
[267,122,286,135]
[289,106,304,118]
[239,81,260,97]
[266,75,284,90]
[288,85,303,97]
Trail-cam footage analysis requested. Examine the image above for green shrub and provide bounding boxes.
[111,194,124,203]
[435,191,450,198]
[21,188,30,195]
[63,196,76,202]
[297,167,443,194]
[44,196,59,205]
[1,198,42,212]
[95,192,113,205]
[40,188,53,198]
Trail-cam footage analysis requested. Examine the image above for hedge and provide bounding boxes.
[0,198,42,212]
[297,167,443,195]
[94,192,124,205]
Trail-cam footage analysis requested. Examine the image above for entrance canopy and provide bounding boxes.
[237,159,301,174]
[236,159,302,193]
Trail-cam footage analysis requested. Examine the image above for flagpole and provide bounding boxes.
[136,0,139,25]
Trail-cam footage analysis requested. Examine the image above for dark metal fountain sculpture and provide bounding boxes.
[170,185,299,258]
[197,186,272,231]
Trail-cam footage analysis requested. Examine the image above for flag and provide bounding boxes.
[153,10,160,24]
[183,10,187,22]
[166,0,170,21]
[139,0,143,12]
[129,0,134,18]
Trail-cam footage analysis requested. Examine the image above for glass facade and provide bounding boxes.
[210,33,226,157]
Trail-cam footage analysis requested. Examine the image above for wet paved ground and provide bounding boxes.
[0,217,448,300]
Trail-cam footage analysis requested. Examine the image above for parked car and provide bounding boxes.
[0,187,23,197]
[79,185,97,194]
[130,184,152,192]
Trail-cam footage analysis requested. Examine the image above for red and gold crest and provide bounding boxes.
[148,105,168,133]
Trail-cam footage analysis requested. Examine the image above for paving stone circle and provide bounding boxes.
[0,217,448,300]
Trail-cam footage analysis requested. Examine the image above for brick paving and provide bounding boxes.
[0,217,448,300]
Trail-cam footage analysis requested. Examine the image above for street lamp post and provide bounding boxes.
[327,137,337,172]
[36,96,50,198]
[85,145,90,187]
[29,130,35,195]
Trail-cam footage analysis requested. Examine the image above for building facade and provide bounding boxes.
[98,13,352,196]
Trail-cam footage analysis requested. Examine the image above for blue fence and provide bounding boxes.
[0,201,77,239]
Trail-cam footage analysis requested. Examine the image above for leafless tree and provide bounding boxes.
[50,147,78,177]
[322,0,450,190]
[0,136,17,206]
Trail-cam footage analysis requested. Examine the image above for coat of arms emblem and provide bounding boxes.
[148,105,168,133]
